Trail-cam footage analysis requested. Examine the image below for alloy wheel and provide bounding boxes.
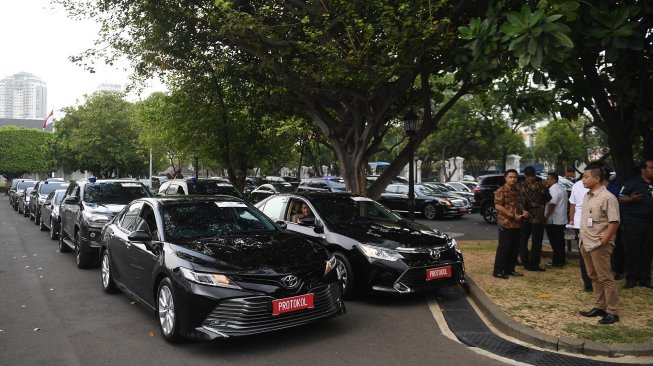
[335,258,348,292]
[424,204,437,220]
[158,285,176,336]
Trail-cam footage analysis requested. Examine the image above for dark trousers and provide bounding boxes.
[546,224,566,266]
[495,227,521,275]
[519,221,544,269]
[623,220,653,284]
[574,229,593,290]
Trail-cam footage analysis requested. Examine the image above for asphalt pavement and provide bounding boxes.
[416,211,500,241]
[0,201,508,366]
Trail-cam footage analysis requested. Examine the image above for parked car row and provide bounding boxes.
[7,175,467,343]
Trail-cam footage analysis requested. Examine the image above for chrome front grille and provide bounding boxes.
[202,284,343,337]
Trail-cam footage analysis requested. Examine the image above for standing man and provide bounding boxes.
[619,159,653,289]
[518,166,551,272]
[569,175,592,291]
[493,169,529,279]
[545,172,568,267]
[578,166,620,324]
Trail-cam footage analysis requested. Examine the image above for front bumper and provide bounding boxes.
[366,249,466,294]
[176,281,345,340]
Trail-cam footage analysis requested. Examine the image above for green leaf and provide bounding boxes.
[553,33,573,48]
[506,12,526,29]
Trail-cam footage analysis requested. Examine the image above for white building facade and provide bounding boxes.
[0,72,48,119]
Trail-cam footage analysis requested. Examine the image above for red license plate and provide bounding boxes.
[426,266,452,281]
[272,293,314,315]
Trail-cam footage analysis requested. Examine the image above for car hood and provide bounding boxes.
[83,202,126,215]
[327,220,450,249]
[419,193,459,200]
[172,232,327,273]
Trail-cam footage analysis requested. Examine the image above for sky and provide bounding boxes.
[0,0,165,119]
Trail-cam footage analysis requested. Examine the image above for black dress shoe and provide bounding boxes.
[583,287,593,292]
[598,314,620,324]
[614,273,624,280]
[493,272,509,279]
[639,282,653,289]
[508,271,524,277]
[624,280,636,289]
[526,266,546,272]
[579,308,607,317]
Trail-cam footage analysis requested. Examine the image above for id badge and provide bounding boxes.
[586,217,593,227]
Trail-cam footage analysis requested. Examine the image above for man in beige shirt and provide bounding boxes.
[578,166,621,324]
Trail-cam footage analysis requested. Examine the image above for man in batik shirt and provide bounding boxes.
[518,166,551,272]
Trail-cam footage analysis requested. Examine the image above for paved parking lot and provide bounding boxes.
[0,202,506,366]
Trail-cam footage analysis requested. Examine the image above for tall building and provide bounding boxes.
[0,72,48,119]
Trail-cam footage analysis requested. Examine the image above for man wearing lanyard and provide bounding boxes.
[578,166,621,324]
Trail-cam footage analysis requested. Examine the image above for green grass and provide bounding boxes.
[563,323,653,344]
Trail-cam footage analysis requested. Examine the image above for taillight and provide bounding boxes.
[473,187,479,193]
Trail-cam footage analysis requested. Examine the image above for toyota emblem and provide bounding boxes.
[429,249,441,260]
[281,275,299,288]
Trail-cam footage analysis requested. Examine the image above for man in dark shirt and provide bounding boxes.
[518,166,551,271]
[619,160,653,289]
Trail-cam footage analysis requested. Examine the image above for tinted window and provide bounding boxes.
[326,179,346,191]
[397,185,408,194]
[187,181,243,198]
[261,196,286,220]
[311,197,400,224]
[54,191,66,205]
[17,181,36,191]
[39,182,69,195]
[271,183,294,193]
[119,202,143,231]
[83,182,151,204]
[162,201,276,241]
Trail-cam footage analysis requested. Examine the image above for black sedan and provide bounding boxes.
[99,196,345,342]
[39,189,67,239]
[248,183,296,203]
[255,192,466,298]
[378,184,469,219]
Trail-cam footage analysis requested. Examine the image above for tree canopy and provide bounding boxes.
[0,126,55,180]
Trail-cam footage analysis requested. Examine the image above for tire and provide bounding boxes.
[50,218,58,240]
[481,202,497,224]
[58,230,71,253]
[74,230,94,269]
[423,203,439,220]
[101,249,118,293]
[333,252,355,299]
[157,278,181,342]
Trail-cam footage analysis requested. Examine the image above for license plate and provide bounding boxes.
[458,207,468,213]
[426,266,452,281]
[272,293,314,315]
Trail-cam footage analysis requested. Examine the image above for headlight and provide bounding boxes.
[358,243,403,262]
[324,255,337,275]
[84,213,112,223]
[447,237,460,253]
[439,200,452,206]
[179,267,242,289]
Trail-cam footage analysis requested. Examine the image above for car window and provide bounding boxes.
[139,204,159,240]
[162,201,276,241]
[54,191,66,205]
[397,185,408,194]
[39,182,69,195]
[261,196,286,220]
[311,196,401,224]
[119,202,143,231]
[83,182,151,204]
[158,181,171,194]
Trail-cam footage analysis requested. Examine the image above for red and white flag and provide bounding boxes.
[42,110,54,129]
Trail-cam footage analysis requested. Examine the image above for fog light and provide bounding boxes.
[89,232,97,239]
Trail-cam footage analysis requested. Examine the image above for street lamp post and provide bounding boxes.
[403,110,419,221]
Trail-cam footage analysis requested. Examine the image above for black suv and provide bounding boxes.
[296,177,347,192]
[9,180,36,211]
[59,178,152,268]
[474,174,528,224]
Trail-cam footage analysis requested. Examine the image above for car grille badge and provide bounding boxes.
[429,249,441,260]
[281,275,299,289]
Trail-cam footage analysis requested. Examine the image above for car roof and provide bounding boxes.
[138,195,244,206]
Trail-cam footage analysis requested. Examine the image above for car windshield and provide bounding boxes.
[271,183,295,193]
[39,182,68,195]
[415,185,438,196]
[54,191,66,205]
[311,196,401,225]
[17,181,36,191]
[424,184,448,194]
[83,182,151,204]
[162,201,276,242]
[187,181,243,198]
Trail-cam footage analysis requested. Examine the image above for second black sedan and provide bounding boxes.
[99,196,345,342]
[255,192,467,298]
[378,184,469,219]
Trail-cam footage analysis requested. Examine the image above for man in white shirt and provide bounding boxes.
[569,177,592,291]
[545,173,568,267]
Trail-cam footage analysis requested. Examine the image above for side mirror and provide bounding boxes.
[44,200,51,206]
[275,220,287,230]
[128,230,152,242]
[64,196,79,204]
[313,220,324,234]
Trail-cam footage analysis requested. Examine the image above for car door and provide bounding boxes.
[61,184,80,239]
[285,198,324,238]
[126,203,160,304]
[260,195,289,221]
[378,185,403,211]
[109,202,144,288]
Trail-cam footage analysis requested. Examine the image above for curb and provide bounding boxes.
[465,275,653,358]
